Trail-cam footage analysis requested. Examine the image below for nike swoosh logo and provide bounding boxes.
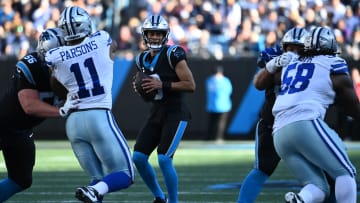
[86,188,96,199]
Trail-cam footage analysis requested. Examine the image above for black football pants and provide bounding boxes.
[0,129,35,189]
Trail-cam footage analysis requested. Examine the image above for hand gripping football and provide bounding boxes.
[134,71,157,101]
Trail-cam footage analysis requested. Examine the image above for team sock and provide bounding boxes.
[102,171,131,193]
[334,175,357,203]
[158,154,178,202]
[0,178,23,202]
[133,151,165,200]
[299,183,325,202]
[238,169,268,203]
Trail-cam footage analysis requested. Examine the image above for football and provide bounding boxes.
[134,71,157,101]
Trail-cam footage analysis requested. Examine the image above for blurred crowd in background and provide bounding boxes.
[0,0,360,61]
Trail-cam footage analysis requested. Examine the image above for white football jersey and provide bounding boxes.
[272,55,349,132]
[46,30,113,110]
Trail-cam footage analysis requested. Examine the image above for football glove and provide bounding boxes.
[133,71,157,102]
[265,52,293,74]
[257,44,282,68]
[59,94,80,117]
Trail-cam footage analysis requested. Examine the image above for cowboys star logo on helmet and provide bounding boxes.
[304,27,338,54]
[58,6,92,42]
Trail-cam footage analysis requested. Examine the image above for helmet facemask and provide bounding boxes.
[142,30,169,50]
[141,15,170,51]
[281,27,308,52]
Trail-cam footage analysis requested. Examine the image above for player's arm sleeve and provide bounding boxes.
[331,74,360,120]
[168,45,187,70]
[330,57,349,75]
[99,30,116,60]
[135,52,145,72]
[15,61,36,91]
[331,58,360,120]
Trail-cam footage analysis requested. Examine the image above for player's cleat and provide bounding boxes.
[285,192,304,203]
[153,196,167,203]
[75,186,102,203]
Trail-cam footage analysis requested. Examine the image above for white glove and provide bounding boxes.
[149,73,163,100]
[59,94,80,117]
[265,52,293,74]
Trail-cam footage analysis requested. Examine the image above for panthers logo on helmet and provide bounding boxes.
[36,28,65,60]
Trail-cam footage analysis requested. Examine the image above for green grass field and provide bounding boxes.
[1,140,359,203]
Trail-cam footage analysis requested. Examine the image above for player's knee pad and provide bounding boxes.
[158,154,172,169]
[132,151,149,167]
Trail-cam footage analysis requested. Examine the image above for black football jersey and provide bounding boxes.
[0,52,56,129]
[260,88,276,126]
[135,45,187,103]
[135,45,191,120]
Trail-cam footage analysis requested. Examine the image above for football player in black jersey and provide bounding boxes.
[132,15,196,203]
[0,28,77,202]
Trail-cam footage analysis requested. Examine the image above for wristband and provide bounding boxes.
[162,81,171,91]
[265,57,280,74]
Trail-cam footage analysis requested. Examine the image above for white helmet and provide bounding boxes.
[281,27,308,50]
[304,26,338,54]
[141,15,170,50]
[58,6,92,42]
[36,28,64,60]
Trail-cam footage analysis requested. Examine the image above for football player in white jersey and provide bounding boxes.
[238,27,306,203]
[272,26,360,203]
[45,6,134,203]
